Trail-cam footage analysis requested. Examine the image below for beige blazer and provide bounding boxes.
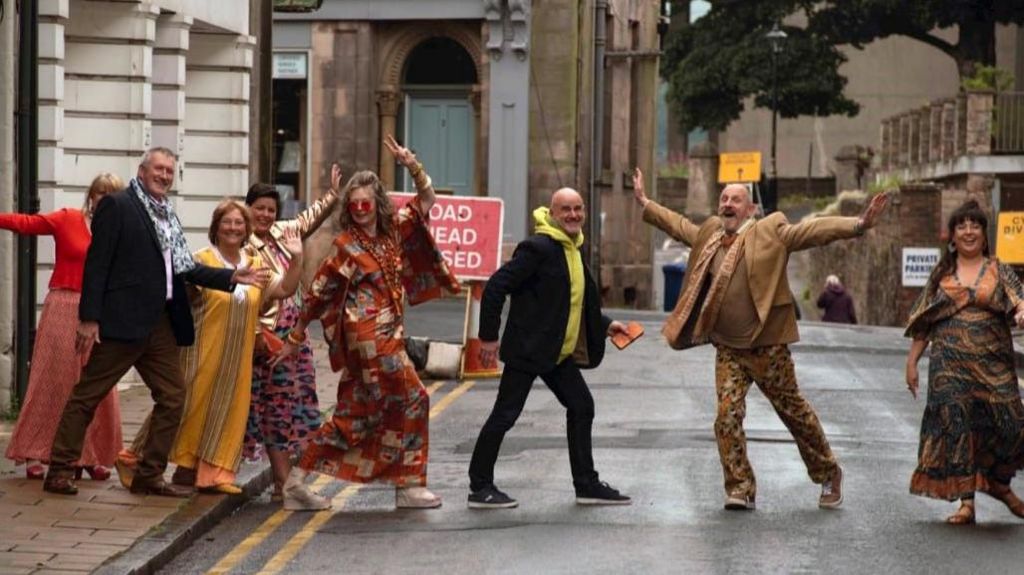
[643,200,861,349]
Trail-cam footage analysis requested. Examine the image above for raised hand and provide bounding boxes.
[632,167,649,208]
[330,163,343,194]
[859,191,891,230]
[281,225,303,258]
[383,134,417,168]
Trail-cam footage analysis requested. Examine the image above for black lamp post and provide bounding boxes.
[766,23,786,214]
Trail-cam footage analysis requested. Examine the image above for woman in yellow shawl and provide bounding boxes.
[170,200,305,493]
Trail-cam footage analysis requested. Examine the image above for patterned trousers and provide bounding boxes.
[714,344,838,498]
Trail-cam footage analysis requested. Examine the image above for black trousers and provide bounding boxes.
[468,359,600,492]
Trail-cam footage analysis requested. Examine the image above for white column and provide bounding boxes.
[487,0,531,243]
[152,13,193,171]
[178,32,254,246]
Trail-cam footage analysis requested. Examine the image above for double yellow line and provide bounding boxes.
[207,379,473,575]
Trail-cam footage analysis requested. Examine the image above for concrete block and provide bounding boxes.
[65,79,150,115]
[184,102,249,133]
[176,198,224,229]
[39,22,65,60]
[63,117,149,152]
[184,70,250,101]
[184,134,249,166]
[189,34,255,69]
[176,165,248,197]
[60,153,138,187]
[154,0,249,36]
[39,0,69,19]
[38,64,64,101]
[151,124,185,153]
[38,105,64,142]
[152,88,186,121]
[38,146,63,183]
[155,14,193,50]
[66,0,158,41]
[65,43,151,78]
[153,54,186,86]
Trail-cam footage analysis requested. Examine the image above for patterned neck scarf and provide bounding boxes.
[130,177,196,274]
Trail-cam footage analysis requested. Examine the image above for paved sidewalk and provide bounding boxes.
[0,339,340,575]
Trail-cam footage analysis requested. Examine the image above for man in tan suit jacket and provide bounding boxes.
[633,169,888,511]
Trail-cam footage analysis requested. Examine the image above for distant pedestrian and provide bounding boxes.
[2,173,124,481]
[816,275,857,324]
[467,187,632,509]
[633,168,888,512]
[42,147,267,497]
[905,199,1024,525]
[274,135,460,511]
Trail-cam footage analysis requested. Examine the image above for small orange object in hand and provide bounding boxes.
[611,321,644,350]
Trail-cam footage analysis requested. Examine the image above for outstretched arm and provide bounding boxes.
[634,167,702,246]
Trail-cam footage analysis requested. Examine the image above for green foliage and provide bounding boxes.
[962,65,1015,92]
[661,0,1024,132]
[658,162,689,179]
[867,175,903,196]
[802,286,811,302]
[1,395,20,422]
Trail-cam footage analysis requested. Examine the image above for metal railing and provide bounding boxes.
[994,92,1024,153]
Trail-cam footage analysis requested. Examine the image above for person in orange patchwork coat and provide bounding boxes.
[273,135,460,511]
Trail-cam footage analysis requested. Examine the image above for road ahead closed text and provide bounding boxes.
[390,193,504,280]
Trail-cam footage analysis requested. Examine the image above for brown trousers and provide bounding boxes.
[713,344,838,499]
[49,313,184,483]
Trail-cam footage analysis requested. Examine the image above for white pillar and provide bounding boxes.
[178,32,254,246]
[0,0,19,406]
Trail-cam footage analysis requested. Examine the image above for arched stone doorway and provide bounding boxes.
[377,27,483,194]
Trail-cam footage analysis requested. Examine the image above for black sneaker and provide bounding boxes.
[575,481,631,506]
[468,485,518,509]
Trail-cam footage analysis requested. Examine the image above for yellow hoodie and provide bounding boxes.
[533,206,585,363]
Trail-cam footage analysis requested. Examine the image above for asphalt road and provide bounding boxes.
[157,310,1024,575]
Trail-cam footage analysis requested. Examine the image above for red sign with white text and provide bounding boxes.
[389,193,504,281]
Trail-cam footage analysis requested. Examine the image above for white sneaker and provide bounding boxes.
[396,486,442,509]
[283,470,330,511]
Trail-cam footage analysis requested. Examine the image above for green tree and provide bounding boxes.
[662,0,1024,132]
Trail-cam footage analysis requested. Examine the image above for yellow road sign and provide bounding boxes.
[997,212,1024,264]
[718,152,762,183]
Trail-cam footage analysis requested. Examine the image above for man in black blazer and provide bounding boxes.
[43,147,266,497]
[467,188,632,509]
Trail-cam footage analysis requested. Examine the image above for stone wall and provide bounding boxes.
[805,185,942,327]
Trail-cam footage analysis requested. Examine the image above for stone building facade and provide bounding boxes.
[1,0,261,404]
[274,0,661,307]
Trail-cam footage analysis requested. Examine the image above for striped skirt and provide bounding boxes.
[4,289,122,466]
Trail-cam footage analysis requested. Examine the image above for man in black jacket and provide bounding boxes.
[467,188,632,508]
[43,147,266,497]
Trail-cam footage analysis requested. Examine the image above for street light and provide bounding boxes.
[765,23,786,214]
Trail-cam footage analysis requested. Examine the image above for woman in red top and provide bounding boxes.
[3,173,125,480]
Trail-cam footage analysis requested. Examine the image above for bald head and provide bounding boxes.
[549,187,586,237]
[718,183,757,234]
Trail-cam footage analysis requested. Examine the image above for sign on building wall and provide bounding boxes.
[996,212,1024,264]
[273,53,307,79]
[390,194,504,280]
[718,152,762,183]
[902,247,941,287]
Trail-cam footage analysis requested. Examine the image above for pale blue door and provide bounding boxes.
[405,96,474,195]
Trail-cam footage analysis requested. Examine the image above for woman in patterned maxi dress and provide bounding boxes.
[274,135,459,511]
[244,173,340,501]
[906,200,1024,525]
[3,173,124,481]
